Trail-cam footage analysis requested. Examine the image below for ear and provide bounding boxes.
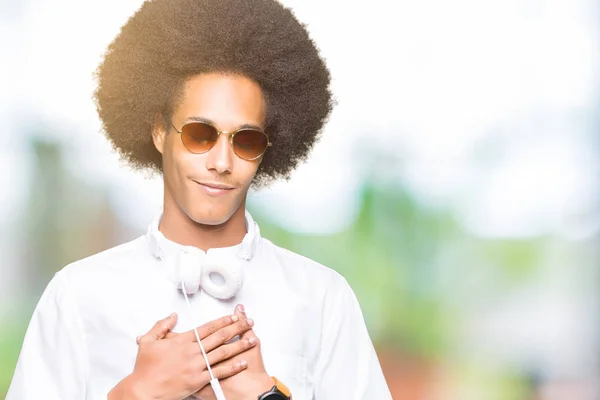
[152,113,168,155]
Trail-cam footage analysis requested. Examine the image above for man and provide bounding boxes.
[7,0,392,399]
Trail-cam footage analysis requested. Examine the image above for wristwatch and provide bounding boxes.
[257,376,292,400]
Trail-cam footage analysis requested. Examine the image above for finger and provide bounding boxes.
[138,313,178,344]
[190,359,248,396]
[235,303,246,317]
[178,314,240,343]
[235,304,256,341]
[204,337,257,366]
[199,316,254,353]
[211,359,249,380]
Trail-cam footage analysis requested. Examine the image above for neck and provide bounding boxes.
[159,195,248,252]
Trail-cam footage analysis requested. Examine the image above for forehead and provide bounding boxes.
[173,73,266,130]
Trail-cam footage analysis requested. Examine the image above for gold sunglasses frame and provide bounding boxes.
[171,121,272,161]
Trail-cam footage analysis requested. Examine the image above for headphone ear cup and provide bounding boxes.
[176,251,201,294]
[200,261,243,300]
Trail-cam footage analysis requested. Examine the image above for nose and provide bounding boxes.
[205,133,233,174]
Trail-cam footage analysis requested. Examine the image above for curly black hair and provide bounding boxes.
[94,0,333,187]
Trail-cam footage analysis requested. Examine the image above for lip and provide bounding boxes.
[194,180,235,196]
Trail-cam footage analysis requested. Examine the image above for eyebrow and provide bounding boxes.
[185,116,263,131]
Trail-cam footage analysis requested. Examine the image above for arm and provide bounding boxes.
[313,277,392,400]
[112,308,257,400]
[6,271,88,399]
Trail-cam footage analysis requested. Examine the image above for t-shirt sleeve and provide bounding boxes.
[313,276,392,399]
[6,270,90,399]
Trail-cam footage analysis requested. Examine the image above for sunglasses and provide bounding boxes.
[171,120,271,161]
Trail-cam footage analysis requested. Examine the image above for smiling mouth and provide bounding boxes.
[194,180,235,196]
[198,181,234,190]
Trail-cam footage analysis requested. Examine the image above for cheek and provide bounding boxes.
[237,161,261,186]
[163,140,193,186]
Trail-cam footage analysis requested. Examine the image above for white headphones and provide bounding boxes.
[146,211,260,300]
[175,248,243,299]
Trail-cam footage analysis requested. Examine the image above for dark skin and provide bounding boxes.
[155,72,266,250]
[111,312,257,400]
[108,73,277,400]
[170,305,272,400]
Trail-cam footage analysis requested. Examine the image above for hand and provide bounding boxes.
[193,305,275,400]
[108,312,256,400]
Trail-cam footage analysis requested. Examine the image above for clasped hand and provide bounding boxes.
[109,305,274,400]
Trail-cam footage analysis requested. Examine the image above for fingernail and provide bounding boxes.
[249,337,256,345]
[240,360,248,368]
[238,304,245,313]
[169,312,176,318]
[136,336,141,344]
[232,315,239,322]
[248,318,254,327]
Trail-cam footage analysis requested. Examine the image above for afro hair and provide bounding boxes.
[94,0,333,186]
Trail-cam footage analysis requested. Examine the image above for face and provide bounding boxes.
[152,73,266,225]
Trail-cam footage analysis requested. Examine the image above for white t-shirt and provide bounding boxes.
[7,211,392,399]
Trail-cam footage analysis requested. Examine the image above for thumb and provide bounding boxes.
[137,313,178,344]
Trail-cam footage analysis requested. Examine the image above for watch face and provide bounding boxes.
[260,393,287,400]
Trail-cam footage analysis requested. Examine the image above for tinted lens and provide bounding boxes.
[232,129,269,160]
[180,122,218,153]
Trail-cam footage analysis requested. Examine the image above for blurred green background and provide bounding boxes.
[1,0,599,399]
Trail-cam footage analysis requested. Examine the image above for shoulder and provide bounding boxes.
[259,238,351,296]
[58,235,147,285]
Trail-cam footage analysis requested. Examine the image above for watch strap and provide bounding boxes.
[272,376,291,398]
[257,376,291,400]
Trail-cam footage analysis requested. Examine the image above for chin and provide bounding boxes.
[187,212,230,226]
[185,204,238,227]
